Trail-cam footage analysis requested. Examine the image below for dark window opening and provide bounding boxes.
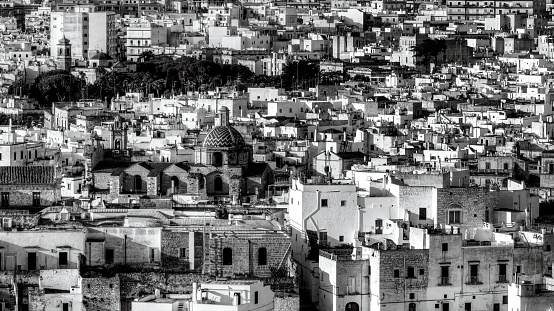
[214,176,223,192]
[223,248,232,265]
[419,208,426,220]
[258,247,267,265]
[59,252,68,266]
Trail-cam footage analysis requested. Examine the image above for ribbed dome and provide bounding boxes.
[203,126,245,149]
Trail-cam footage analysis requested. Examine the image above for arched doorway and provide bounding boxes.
[345,302,359,311]
[214,176,223,192]
[409,302,416,311]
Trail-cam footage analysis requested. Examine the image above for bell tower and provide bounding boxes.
[56,36,72,71]
[108,116,128,151]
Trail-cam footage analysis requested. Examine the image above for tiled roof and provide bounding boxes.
[0,166,56,184]
[203,126,246,149]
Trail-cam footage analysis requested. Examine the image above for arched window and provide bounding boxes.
[258,247,267,266]
[199,175,205,190]
[223,248,232,265]
[134,175,142,192]
[345,302,359,311]
[213,152,223,166]
[214,176,223,192]
[171,176,179,192]
[114,139,121,150]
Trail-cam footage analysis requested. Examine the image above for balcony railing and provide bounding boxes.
[439,277,451,286]
[497,275,508,283]
[466,276,482,285]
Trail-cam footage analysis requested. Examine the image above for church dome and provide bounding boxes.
[203,126,246,149]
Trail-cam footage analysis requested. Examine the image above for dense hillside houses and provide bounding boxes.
[2,0,554,310]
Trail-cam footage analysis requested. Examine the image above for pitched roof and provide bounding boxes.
[92,160,135,172]
[0,166,56,184]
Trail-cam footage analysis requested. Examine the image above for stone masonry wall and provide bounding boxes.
[436,188,499,229]
[274,296,300,311]
[81,276,120,311]
[205,232,291,278]
[379,249,429,307]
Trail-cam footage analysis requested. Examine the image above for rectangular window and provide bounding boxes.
[0,193,8,207]
[0,153,2,160]
[498,264,507,283]
[502,295,508,304]
[321,199,328,207]
[105,249,114,264]
[485,162,491,169]
[419,268,424,275]
[441,266,449,285]
[442,243,448,252]
[150,249,155,262]
[341,200,346,206]
[179,248,187,258]
[448,210,461,224]
[339,236,344,242]
[319,231,327,242]
[59,252,68,266]
[63,303,69,311]
[419,208,427,220]
[32,192,40,207]
[465,303,471,311]
[394,269,400,277]
[407,266,415,278]
[469,264,479,284]
[254,291,258,304]
[13,152,15,160]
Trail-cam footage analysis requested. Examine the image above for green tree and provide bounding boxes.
[281,60,320,90]
[139,50,155,62]
[411,39,447,72]
[32,70,84,105]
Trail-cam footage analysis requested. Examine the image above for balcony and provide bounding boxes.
[466,276,482,285]
[439,277,451,286]
[497,275,508,283]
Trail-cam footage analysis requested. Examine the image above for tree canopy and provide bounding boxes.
[411,39,447,71]
[30,70,85,106]
[28,55,325,105]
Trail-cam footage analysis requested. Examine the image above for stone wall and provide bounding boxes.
[161,230,200,271]
[398,185,436,224]
[205,231,291,278]
[274,296,300,311]
[379,249,429,307]
[82,276,120,311]
[0,185,60,207]
[436,188,498,228]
